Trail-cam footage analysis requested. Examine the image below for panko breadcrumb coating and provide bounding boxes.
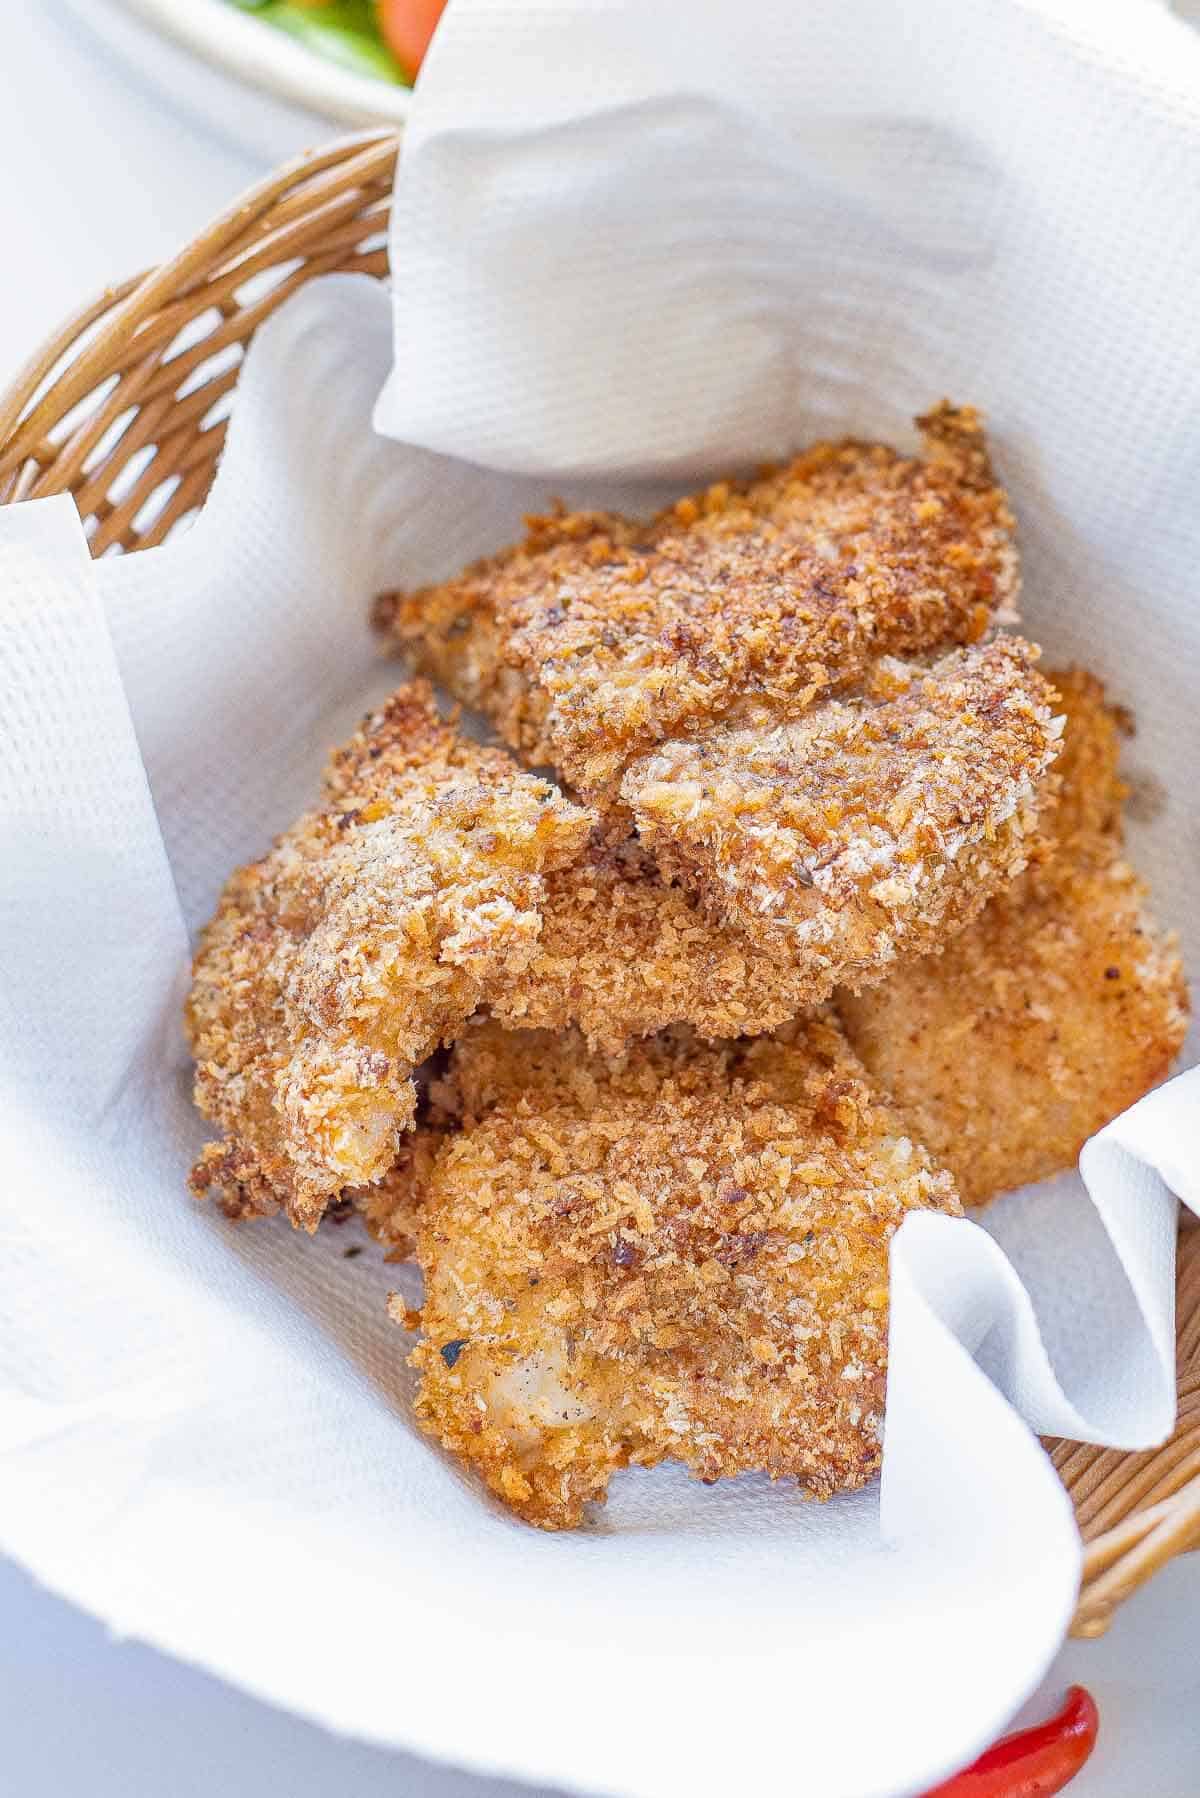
[397,1015,961,1529]
[350,1124,445,1259]
[625,638,1061,999]
[488,832,823,1049]
[838,671,1190,1206]
[374,405,1019,797]
[186,683,591,1229]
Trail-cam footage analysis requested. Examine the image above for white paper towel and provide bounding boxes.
[0,268,1195,1798]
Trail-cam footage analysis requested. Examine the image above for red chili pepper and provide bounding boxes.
[921,1686,1099,1797]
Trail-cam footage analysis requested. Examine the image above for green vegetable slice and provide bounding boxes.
[226,0,410,86]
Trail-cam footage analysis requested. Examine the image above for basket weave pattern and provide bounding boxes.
[0,128,1194,1637]
[0,133,395,547]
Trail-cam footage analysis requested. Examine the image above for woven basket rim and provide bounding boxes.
[0,125,1194,1638]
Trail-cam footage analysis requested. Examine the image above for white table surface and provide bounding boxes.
[1,8,1197,1795]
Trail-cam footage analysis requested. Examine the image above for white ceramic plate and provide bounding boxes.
[101,0,410,128]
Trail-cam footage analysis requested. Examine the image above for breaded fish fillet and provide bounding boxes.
[838,671,1190,1206]
[398,1015,961,1528]
[374,405,1019,797]
[186,683,590,1229]
[625,638,1061,998]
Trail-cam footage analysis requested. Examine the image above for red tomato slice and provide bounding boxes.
[378,0,447,78]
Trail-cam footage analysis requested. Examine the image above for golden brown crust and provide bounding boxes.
[186,683,591,1229]
[402,1015,961,1528]
[487,832,821,1049]
[838,671,1190,1205]
[624,638,1061,1000]
[349,1125,445,1259]
[375,405,1019,796]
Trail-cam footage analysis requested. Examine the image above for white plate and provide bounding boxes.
[98,0,410,129]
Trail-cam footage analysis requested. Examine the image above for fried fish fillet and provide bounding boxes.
[398,1014,961,1528]
[186,683,591,1229]
[838,671,1189,1206]
[375,404,1019,797]
[625,638,1061,997]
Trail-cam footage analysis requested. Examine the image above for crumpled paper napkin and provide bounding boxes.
[0,268,1195,1798]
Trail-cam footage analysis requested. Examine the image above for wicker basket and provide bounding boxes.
[0,128,1195,1637]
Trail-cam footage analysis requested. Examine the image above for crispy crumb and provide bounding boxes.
[624,638,1061,999]
[405,1015,961,1528]
[375,405,1019,797]
[838,670,1190,1204]
[186,682,591,1229]
[349,1124,445,1259]
[487,831,825,1048]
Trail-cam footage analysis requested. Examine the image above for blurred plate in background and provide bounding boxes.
[68,0,408,162]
